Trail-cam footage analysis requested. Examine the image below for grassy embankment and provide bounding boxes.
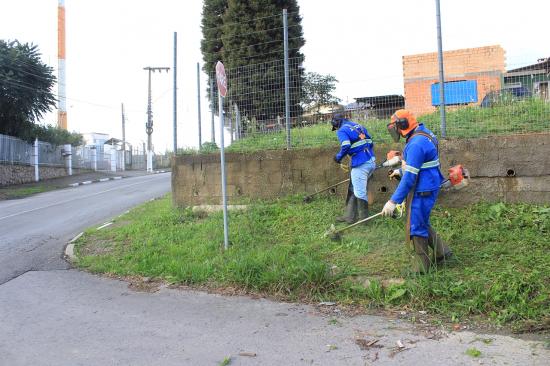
[176,99,550,154]
[75,195,550,331]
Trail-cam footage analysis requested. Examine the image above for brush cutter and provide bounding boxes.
[304,157,403,204]
[303,178,351,203]
[323,209,402,241]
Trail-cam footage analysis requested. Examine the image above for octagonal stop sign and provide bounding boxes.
[216,61,227,97]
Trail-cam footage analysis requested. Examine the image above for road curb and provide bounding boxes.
[67,176,125,188]
[64,232,83,262]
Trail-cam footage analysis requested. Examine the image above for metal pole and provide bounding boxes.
[210,77,215,143]
[197,62,202,149]
[283,8,291,149]
[219,92,229,250]
[146,68,153,172]
[173,32,178,153]
[435,0,447,138]
[121,103,126,171]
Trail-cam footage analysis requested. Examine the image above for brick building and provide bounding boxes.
[403,45,506,116]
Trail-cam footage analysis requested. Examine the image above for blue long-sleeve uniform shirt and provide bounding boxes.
[390,124,444,204]
[335,120,375,168]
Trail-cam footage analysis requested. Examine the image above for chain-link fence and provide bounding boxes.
[0,133,33,165]
[192,10,549,154]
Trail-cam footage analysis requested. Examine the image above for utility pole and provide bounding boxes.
[121,103,126,171]
[143,66,170,172]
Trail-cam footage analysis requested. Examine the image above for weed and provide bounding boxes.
[465,348,482,358]
[219,356,231,366]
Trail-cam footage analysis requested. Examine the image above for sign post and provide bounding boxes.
[216,61,230,250]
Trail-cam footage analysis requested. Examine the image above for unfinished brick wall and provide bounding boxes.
[172,133,550,208]
[403,45,506,116]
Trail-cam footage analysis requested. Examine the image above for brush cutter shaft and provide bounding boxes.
[305,178,350,199]
[333,211,383,235]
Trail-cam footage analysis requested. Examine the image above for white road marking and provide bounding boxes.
[96,222,113,230]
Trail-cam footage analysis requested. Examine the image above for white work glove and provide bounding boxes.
[388,169,402,180]
[382,200,397,217]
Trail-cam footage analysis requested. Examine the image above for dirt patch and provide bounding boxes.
[77,237,114,257]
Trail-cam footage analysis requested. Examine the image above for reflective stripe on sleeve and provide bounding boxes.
[420,159,440,169]
[404,165,419,174]
[341,140,351,146]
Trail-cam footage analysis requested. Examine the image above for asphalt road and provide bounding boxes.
[0,172,171,285]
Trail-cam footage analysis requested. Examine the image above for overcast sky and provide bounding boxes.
[1,0,548,151]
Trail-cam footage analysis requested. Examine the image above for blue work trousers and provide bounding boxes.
[350,158,376,201]
[409,189,439,238]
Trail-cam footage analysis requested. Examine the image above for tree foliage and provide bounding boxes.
[0,40,81,145]
[302,72,340,113]
[200,0,305,124]
[0,41,55,134]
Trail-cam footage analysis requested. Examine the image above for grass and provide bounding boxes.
[179,98,550,154]
[465,348,482,358]
[75,195,550,330]
[0,185,55,200]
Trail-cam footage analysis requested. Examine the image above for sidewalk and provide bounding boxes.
[0,169,167,200]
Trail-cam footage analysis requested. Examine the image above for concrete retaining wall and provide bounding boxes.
[172,133,550,207]
[0,164,85,186]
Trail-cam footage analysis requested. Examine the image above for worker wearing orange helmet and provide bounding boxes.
[381,109,452,273]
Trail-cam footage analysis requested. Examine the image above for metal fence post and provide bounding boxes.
[197,62,202,149]
[283,8,291,149]
[210,77,215,144]
[435,0,447,138]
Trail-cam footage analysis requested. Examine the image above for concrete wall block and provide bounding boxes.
[172,133,550,208]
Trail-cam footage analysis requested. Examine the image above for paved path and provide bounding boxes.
[0,270,547,366]
[0,172,170,285]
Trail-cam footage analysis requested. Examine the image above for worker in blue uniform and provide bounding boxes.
[381,109,452,273]
[332,113,376,223]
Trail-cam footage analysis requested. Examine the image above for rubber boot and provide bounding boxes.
[336,197,357,224]
[428,227,453,263]
[412,236,431,274]
[357,199,369,223]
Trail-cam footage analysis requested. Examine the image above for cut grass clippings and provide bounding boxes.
[75,195,550,331]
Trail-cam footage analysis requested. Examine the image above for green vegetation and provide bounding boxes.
[0,184,56,200]
[178,98,550,154]
[465,348,482,358]
[0,40,82,145]
[75,195,550,330]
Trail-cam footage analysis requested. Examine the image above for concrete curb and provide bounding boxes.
[67,176,124,187]
[64,231,83,262]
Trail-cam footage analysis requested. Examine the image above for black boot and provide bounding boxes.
[336,197,357,224]
[428,227,453,263]
[357,199,369,222]
[412,236,431,274]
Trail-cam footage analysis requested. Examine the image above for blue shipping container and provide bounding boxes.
[431,80,478,106]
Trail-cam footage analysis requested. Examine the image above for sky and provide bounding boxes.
[1,0,548,151]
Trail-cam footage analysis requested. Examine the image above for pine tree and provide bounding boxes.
[200,0,228,113]
[200,0,305,126]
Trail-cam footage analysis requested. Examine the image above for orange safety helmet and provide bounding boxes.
[388,109,419,142]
